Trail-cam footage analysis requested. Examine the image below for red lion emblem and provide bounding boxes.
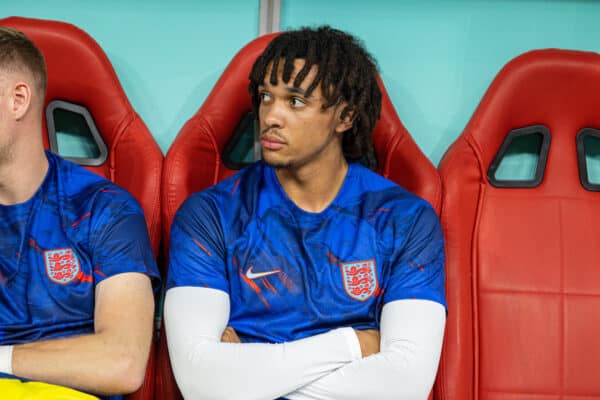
[340,259,378,301]
[44,248,80,284]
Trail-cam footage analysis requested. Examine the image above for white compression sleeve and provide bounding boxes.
[0,345,13,374]
[164,286,362,400]
[285,299,446,400]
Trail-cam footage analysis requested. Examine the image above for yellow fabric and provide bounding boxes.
[0,379,99,399]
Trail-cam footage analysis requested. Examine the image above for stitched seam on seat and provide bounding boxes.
[109,110,136,181]
[480,288,600,297]
[558,200,565,399]
[440,136,481,400]
[381,124,399,179]
[463,134,485,400]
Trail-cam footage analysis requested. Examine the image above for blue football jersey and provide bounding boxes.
[168,162,445,344]
[0,151,159,399]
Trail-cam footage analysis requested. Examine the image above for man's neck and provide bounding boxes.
[275,153,349,214]
[0,142,48,206]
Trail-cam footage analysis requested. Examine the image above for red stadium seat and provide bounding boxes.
[159,33,441,400]
[436,49,600,400]
[0,17,163,400]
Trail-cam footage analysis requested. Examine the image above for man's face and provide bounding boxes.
[257,59,349,170]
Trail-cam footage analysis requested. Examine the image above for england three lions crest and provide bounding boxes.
[341,259,378,301]
[44,248,80,284]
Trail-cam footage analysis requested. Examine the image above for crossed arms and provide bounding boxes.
[165,286,446,400]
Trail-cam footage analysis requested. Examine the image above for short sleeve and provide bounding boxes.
[89,189,160,289]
[383,203,446,308]
[166,194,229,294]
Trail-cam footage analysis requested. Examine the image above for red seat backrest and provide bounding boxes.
[0,16,163,400]
[436,49,600,400]
[158,33,441,400]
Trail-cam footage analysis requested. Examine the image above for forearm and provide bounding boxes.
[10,328,149,395]
[165,287,362,400]
[286,300,446,400]
[0,273,155,396]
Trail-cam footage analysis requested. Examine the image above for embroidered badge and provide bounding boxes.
[340,259,378,301]
[44,248,80,284]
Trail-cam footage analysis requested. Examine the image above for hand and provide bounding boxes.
[221,326,241,343]
[354,329,380,357]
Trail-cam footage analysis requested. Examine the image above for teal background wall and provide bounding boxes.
[4,1,600,164]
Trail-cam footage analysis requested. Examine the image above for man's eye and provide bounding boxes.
[290,97,306,107]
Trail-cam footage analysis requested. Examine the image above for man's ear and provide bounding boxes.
[335,108,354,133]
[12,81,32,121]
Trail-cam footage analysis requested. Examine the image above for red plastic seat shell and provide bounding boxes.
[436,49,600,400]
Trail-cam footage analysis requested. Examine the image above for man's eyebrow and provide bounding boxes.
[258,83,313,98]
[287,86,311,97]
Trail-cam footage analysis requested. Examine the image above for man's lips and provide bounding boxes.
[260,135,286,150]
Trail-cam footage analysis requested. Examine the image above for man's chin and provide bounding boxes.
[262,155,293,169]
[263,159,292,169]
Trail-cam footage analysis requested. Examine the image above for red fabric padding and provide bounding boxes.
[436,49,600,400]
[0,17,163,400]
[159,33,440,400]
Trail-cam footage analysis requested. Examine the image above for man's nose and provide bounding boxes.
[261,101,284,128]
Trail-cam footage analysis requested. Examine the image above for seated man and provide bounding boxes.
[165,26,446,400]
[0,27,159,399]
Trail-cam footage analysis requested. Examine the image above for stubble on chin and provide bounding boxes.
[0,140,15,166]
[260,148,293,170]
[262,158,292,170]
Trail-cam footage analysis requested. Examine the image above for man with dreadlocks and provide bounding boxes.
[165,26,446,399]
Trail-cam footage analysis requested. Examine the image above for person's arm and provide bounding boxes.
[165,286,375,400]
[282,202,447,400]
[285,299,446,400]
[7,272,154,395]
[0,189,159,395]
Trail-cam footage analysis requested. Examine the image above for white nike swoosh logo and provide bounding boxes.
[246,266,281,280]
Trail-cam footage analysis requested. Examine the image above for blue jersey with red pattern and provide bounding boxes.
[167,162,446,343]
[168,161,445,344]
[0,151,159,399]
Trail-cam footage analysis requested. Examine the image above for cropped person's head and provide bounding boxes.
[249,26,382,164]
[0,26,47,110]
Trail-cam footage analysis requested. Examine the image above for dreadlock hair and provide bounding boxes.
[249,26,382,163]
[0,26,47,107]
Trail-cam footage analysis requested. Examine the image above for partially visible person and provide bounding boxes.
[165,26,446,400]
[0,26,159,400]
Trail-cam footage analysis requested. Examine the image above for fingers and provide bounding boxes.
[221,326,241,343]
[354,329,380,357]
